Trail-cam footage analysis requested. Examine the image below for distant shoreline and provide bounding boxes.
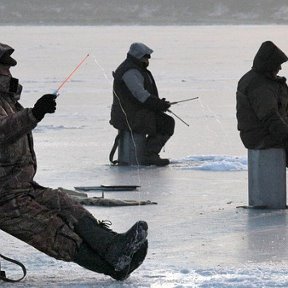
[0,23,287,27]
[1,0,288,26]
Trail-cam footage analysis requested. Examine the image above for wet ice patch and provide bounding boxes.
[34,125,85,133]
[172,155,247,171]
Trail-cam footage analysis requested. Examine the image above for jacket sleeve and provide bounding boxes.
[122,69,151,103]
[249,86,288,141]
[0,107,38,144]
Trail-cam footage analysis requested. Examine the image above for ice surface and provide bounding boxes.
[1,25,288,287]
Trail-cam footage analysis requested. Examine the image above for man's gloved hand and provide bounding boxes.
[32,94,57,121]
[144,96,171,112]
[159,98,171,111]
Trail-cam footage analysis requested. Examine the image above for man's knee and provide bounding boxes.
[156,113,175,136]
[168,116,175,135]
[163,114,175,136]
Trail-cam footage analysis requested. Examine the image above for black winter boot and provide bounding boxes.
[143,134,170,166]
[74,217,148,272]
[122,239,148,279]
[111,240,148,281]
[143,152,169,166]
[74,240,148,281]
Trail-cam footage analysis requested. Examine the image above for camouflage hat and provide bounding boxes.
[0,43,17,66]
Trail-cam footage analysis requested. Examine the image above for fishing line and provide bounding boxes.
[198,97,229,144]
[92,55,147,279]
[92,55,142,186]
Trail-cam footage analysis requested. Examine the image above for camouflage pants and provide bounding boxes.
[0,187,92,261]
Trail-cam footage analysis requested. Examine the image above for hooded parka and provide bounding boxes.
[236,41,288,149]
[110,44,159,135]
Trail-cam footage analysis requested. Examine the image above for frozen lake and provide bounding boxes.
[1,25,288,287]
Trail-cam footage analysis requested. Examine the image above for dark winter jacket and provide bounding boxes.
[236,41,288,149]
[110,55,159,135]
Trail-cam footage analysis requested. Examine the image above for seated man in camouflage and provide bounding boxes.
[0,42,148,281]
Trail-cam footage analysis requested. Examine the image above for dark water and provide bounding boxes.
[1,0,288,25]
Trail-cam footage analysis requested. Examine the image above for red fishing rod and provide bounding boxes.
[54,53,90,95]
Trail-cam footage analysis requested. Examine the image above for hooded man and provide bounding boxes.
[236,41,288,153]
[0,43,148,281]
[110,42,175,166]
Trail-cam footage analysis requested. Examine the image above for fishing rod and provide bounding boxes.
[170,97,199,105]
[168,109,189,127]
[167,97,199,126]
[54,53,90,95]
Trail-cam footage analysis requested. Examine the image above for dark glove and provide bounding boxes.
[32,94,57,121]
[144,96,171,112]
[9,77,19,93]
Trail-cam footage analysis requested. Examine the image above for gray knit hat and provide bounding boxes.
[128,42,153,60]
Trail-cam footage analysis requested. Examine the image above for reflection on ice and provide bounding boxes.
[172,155,247,171]
[244,210,288,263]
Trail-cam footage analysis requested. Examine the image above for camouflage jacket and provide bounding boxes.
[0,75,38,200]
